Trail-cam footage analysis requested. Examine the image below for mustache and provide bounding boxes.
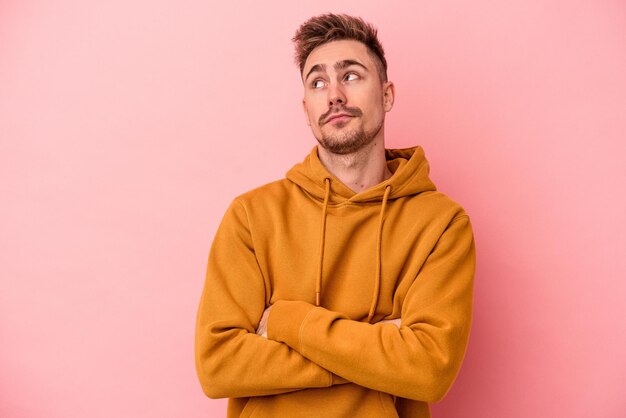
[320,106,362,125]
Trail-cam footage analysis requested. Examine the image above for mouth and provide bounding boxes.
[327,115,353,124]
[325,112,355,125]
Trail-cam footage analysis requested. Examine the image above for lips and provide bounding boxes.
[325,113,353,123]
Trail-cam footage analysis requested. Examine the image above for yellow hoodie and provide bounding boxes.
[195,144,476,418]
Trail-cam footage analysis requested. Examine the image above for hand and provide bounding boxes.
[255,305,272,338]
[378,318,401,328]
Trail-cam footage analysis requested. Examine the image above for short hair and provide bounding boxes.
[292,13,388,84]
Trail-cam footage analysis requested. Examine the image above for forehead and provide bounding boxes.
[303,39,371,74]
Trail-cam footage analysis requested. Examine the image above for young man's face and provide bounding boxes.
[301,39,394,155]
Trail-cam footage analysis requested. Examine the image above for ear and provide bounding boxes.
[302,98,311,126]
[382,81,395,112]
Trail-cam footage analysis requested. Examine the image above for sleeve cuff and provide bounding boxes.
[267,300,317,352]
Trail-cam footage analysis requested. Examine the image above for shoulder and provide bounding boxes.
[415,190,470,217]
[231,178,293,209]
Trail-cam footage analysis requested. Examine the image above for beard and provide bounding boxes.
[317,117,383,155]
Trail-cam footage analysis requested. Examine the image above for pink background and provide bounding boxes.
[1,1,625,417]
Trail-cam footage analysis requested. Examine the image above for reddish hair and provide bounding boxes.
[292,13,388,84]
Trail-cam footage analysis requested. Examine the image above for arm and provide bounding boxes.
[266,215,476,402]
[256,307,401,337]
[194,198,346,399]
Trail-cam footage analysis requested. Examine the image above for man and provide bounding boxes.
[195,13,476,418]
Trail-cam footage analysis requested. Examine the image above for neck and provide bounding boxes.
[317,139,393,194]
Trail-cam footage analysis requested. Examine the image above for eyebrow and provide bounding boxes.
[304,59,369,82]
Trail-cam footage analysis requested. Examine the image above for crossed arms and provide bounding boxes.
[194,198,476,402]
[255,307,401,338]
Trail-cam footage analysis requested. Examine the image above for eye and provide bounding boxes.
[345,72,359,81]
[311,79,325,89]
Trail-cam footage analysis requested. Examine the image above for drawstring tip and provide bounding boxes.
[315,292,320,306]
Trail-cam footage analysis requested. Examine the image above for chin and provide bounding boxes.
[319,132,374,155]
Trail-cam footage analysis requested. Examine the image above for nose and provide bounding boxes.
[327,81,346,107]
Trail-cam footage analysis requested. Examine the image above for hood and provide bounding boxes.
[285,144,437,323]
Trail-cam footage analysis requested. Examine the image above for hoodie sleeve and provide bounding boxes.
[194,198,342,399]
[266,214,476,403]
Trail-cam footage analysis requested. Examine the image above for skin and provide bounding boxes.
[256,39,399,334]
[301,39,396,194]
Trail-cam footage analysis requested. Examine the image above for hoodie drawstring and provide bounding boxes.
[366,183,391,323]
[315,177,332,307]
[315,177,392,324]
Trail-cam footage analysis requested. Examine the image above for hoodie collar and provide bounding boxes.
[286,144,437,204]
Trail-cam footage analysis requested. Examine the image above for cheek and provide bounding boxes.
[304,96,323,118]
[363,92,385,115]
[304,107,321,131]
